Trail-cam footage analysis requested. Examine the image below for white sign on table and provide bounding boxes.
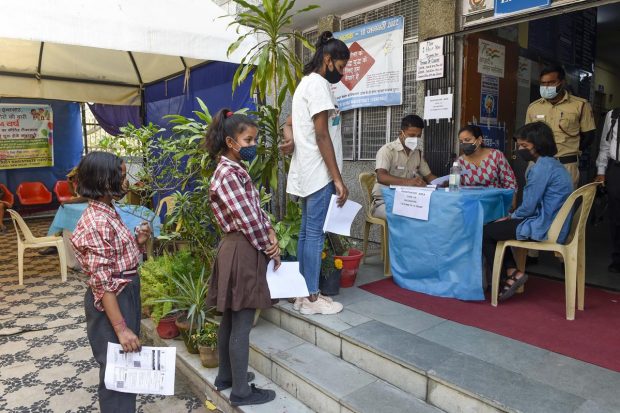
[423,94,453,120]
[392,187,434,221]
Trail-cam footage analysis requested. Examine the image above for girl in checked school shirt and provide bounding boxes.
[205,109,281,407]
[71,151,151,413]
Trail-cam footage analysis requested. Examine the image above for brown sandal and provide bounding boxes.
[499,271,528,302]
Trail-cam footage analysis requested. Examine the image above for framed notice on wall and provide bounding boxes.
[332,16,404,111]
[478,39,505,78]
[463,0,494,16]
[0,104,54,170]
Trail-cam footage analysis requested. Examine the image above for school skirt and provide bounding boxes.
[206,232,272,312]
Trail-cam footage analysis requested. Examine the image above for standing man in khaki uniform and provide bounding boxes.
[525,64,596,189]
[371,114,437,220]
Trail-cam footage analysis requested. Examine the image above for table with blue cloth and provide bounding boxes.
[383,187,514,300]
[48,203,162,237]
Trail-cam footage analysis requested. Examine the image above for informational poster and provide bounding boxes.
[0,104,54,170]
[518,57,532,89]
[416,38,444,81]
[462,0,494,16]
[480,75,499,126]
[478,39,505,78]
[424,94,453,120]
[332,16,404,111]
[478,124,505,152]
[495,0,550,15]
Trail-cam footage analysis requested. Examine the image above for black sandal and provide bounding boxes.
[499,271,528,302]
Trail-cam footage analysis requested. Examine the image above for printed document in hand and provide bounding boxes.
[392,186,434,221]
[322,195,362,236]
[266,260,309,298]
[105,343,176,395]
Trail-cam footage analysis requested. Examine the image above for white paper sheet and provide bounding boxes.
[266,260,309,299]
[104,343,176,396]
[322,195,362,236]
[392,187,434,221]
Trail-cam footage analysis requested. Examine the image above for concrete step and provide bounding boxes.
[260,301,609,413]
[141,319,313,413]
[249,320,443,413]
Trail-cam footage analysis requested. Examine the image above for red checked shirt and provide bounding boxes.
[71,200,142,311]
[210,156,273,251]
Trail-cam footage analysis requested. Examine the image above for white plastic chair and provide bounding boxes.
[490,182,600,320]
[7,209,67,285]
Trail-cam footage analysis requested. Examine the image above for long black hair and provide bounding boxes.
[303,31,351,76]
[203,109,257,157]
[76,151,125,200]
[458,125,483,139]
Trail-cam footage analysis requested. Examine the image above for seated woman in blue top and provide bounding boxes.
[482,122,573,301]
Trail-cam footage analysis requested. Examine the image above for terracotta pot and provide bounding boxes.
[336,249,364,288]
[156,315,180,339]
[198,345,219,368]
[319,269,341,296]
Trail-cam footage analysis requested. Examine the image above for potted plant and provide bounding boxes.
[319,245,343,296]
[141,252,197,339]
[150,259,211,354]
[335,248,365,288]
[193,322,219,368]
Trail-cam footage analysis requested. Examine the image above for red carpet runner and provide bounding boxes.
[360,276,620,372]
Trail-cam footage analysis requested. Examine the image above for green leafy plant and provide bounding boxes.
[191,322,219,350]
[270,199,302,258]
[141,250,199,325]
[150,263,212,336]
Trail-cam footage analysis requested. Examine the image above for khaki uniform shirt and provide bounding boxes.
[525,92,596,157]
[371,139,431,208]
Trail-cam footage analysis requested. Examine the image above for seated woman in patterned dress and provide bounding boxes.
[457,125,517,192]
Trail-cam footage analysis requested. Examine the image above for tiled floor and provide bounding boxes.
[0,217,205,413]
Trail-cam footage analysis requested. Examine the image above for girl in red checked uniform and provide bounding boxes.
[205,109,280,406]
[71,151,151,413]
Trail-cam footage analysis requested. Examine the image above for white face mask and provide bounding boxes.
[540,85,560,100]
[404,137,420,151]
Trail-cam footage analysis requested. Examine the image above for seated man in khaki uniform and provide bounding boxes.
[525,64,596,189]
[371,114,437,220]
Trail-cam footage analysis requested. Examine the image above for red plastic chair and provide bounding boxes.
[54,180,73,203]
[16,182,52,205]
[0,183,14,206]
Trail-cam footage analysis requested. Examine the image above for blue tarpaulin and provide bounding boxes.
[383,187,514,300]
[0,98,82,203]
[145,62,254,130]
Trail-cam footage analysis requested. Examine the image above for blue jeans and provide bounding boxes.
[298,182,335,295]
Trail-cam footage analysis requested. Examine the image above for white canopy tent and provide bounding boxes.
[0,0,256,105]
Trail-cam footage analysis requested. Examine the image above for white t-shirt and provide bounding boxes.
[287,73,343,198]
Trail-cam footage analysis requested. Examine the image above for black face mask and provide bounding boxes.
[517,148,536,162]
[325,65,343,84]
[460,143,478,156]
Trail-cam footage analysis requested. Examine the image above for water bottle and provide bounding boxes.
[449,161,461,192]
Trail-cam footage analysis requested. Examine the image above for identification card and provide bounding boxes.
[332,115,341,126]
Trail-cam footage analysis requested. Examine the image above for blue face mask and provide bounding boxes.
[540,85,560,100]
[238,144,257,163]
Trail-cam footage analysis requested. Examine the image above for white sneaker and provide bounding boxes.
[292,297,304,311]
[300,295,343,315]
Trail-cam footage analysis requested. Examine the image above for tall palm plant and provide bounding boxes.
[227,0,318,220]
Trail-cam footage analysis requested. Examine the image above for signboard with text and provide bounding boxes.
[0,104,54,170]
[495,0,550,15]
[332,16,404,111]
[478,39,505,78]
[416,38,444,81]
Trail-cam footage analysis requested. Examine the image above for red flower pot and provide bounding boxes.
[156,315,180,339]
[336,248,364,288]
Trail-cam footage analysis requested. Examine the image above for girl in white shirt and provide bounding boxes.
[287,31,350,315]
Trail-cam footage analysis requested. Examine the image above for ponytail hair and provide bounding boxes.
[203,109,257,157]
[303,31,351,76]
